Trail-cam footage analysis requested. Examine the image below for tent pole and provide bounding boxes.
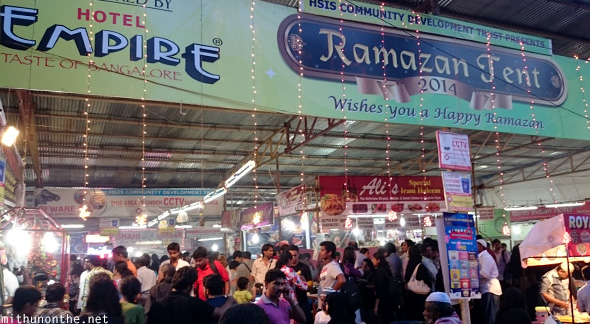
[566,244,575,324]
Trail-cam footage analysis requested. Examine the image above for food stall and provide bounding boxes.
[519,214,590,323]
[241,202,277,256]
[0,207,68,290]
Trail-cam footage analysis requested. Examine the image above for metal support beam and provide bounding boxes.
[284,117,346,154]
[16,90,42,187]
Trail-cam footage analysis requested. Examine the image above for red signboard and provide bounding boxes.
[276,185,307,217]
[317,176,446,216]
[564,214,590,257]
[510,203,590,222]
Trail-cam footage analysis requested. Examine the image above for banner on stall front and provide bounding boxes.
[443,212,481,299]
[564,214,590,257]
[355,218,375,230]
[436,131,471,171]
[276,185,307,217]
[510,202,590,222]
[2,1,590,140]
[31,188,223,219]
[318,176,446,222]
[240,202,274,230]
[442,172,473,211]
[112,229,184,248]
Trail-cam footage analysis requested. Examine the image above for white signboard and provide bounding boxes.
[99,218,119,228]
[436,131,472,171]
[356,218,375,230]
[112,229,184,247]
[31,188,224,218]
[477,207,495,220]
[320,215,346,232]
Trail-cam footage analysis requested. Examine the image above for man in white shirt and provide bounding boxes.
[250,244,276,288]
[159,242,190,270]
[76,257,92,312]
[318,241,345,308]
[2,266,18,304]
[136,255,157,305]
[421,243,438,288]
[477,239,502,324]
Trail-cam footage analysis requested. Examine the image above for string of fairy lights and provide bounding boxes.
[250,0,259,214]
[482,32,507,214]
[519,42,559,204]
[380,3,398,224]
[135,5,149,227]
[574,58,590,132]
[79,0,96,221]
[296,13,308,228]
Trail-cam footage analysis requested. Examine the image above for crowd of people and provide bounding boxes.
[0,236,541,324]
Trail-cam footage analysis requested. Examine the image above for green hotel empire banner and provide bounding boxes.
[0,0,589,140]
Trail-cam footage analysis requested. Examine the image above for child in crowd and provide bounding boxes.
[233,277,253,304]
[314,288,334,324]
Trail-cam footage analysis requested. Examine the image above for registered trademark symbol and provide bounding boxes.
[213,38,223,46]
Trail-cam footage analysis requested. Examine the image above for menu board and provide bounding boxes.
[443,212,481,299]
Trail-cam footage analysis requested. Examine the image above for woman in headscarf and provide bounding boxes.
[494,287,531,324]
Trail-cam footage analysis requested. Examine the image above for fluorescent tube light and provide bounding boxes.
[183,202,203,212]
[545,202,585,208]
[175,225,193,229]
[198,237,223,242]
[148,219,158,227]
[504,206,538,211]
[224,160,256,188]
[120,225,147,230]
[61,224,85,229]
[204,187,227,203]
[157,211,170,221]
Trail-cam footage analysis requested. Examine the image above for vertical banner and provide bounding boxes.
[436,131,472,171]
[0,156,6,210]
[442,172,473,211]
[443,212,481,299]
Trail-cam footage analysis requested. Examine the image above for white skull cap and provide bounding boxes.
[426,292,451,304]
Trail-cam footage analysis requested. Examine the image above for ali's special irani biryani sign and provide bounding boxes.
[318,176,446,229]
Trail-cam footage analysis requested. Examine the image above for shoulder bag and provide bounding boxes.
[407,263,431,295]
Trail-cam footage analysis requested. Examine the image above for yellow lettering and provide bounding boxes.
[319,29,352,66]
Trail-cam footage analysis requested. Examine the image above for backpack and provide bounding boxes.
[340,276,362,311]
